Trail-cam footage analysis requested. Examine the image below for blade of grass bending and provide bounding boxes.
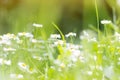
[95,0,100,40]
[52,22,65,41]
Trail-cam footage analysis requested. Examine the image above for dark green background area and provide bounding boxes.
[0,0,119,36]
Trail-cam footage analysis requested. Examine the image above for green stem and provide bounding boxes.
[95,0,100,40]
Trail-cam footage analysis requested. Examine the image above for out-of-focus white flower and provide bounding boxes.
[71,50,81,57]
[33,23,43,28]
[87,71,93,75]
[54,60,61,65]
[18,32,33,38]
[10,73,23,79]
[17,74,23,79]
[101,20,111,24]
[118,57,120,61]
[18,62,36,73]
[0,39,11,45]
[104,66,114,79]
[93,55,97,61]
[80,31,89,40]
[66,43,80,50]
[0,58,3,65]
[117,62,120,65]
[54,40,64,46]
[30,39,38,43]
[0,58,11,66]
[33,56,42,61]
[2,33,16,40]
[18,62,28,71]
[96,65,103,71]
[69,50,81,62]
[60,63,65,68]
[4,60,11,65]
[16,40,23,44]
[88,37,97,42]
[50,34,61,39]
[117,0,120,6]
[114,32,120,41]
[70,55,77,62]
[65,32,76,37]
[3,47,16,52]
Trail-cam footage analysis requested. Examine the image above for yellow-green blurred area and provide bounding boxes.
[0,0,120,37]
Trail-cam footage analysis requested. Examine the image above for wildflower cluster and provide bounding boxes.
[1,22,120,80]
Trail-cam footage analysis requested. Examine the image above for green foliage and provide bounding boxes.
[0,20,120,80]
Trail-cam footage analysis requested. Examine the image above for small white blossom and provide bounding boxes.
[104,66,114,79]
[33,23,43,28]
[93,55,97,61]
[0,40,11,45]
[66,43,80,50]
[18,32,33,38]
[31,39,38,43]
[70,55,77,62]
[72,50,81,56]
[18,62,28,71]
[0,58,11,66]
[65,32,76,37]
[96,65,103,71]
[54,60,61,65]
[54,40,64,46]
[0,58,3,65]
[16,40,23,44]
[10,73,23,79]
[50,34,61,39]
[4,60,11,65]
[87,71,93,75]
[3,47,16,52]
[60,63,65,68]
[33,56,42,61]
[118,57,120,61]
[114,32,120,41]
[101,20,111,24]
[2,33,16,40]
[17,74,24,79]
[88,37,97,42]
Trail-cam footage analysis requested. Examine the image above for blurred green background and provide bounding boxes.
[0,0,119,36]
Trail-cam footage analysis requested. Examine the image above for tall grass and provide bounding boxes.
[0,19,120,80]
[0,0,120,80]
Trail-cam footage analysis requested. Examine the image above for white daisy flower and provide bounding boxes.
[18,62,28,71]
[33,23,43,28]
[101,20,111,24]
[18,32,33,38]
[65,32,76,37]
[50,34,61,39]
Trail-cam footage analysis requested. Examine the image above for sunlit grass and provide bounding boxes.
[0,21,120,80]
